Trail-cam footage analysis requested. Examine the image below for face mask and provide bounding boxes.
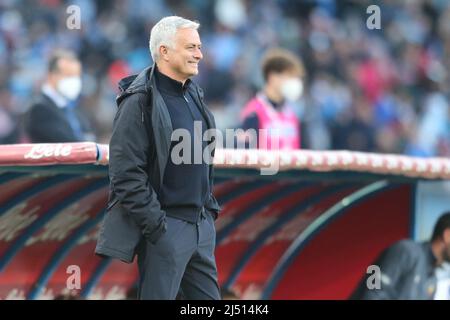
[57,77,82,100]
[280,78,303,102]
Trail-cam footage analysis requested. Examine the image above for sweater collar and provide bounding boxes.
[154,66,191,97]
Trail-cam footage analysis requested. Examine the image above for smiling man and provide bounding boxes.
[95,16,222,300]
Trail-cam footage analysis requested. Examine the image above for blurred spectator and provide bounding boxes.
[238,48,304,149]
[330,91,376,152]
[0,0,449,155]
[23,49,94,142]
[351,212,450,300]
[0,88,20,144]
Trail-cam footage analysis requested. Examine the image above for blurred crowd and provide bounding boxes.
[0,0,450,157]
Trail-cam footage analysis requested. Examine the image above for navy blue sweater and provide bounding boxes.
[155,69,210,223]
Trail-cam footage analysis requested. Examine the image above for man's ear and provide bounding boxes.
[159,45,169,62]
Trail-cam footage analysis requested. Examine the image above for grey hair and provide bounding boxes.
[149,16,200,62]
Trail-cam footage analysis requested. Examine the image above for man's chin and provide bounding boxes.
[180,68,198,80]
[186,66,198,76]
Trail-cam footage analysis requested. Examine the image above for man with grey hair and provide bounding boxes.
[95,16,222,300]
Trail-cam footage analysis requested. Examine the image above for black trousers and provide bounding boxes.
[136,210,221,300]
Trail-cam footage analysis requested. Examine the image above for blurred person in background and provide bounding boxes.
[238,48,305,149]
[23,49,93,143]
[351,212,450,300]
[0,0,449,154]
[0,88,21,144]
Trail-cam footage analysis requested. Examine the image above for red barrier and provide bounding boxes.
[0,143,448,299]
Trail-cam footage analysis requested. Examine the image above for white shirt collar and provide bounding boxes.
[42,83,68,108]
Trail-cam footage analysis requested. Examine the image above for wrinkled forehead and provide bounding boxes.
[174,28,202,46]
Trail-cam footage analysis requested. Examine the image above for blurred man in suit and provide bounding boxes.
[24,49,89,142]
[351,212,450,299]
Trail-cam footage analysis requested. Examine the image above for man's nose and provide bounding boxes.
[194,48,203,60]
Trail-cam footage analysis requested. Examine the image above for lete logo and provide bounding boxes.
[24,144,72,160]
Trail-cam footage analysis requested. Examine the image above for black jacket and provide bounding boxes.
[24,93,84,143]
[95,65,221,263]
[351,240,438,300]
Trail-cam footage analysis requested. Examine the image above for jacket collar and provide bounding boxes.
[116,65,214,130]
[154,66,192,97]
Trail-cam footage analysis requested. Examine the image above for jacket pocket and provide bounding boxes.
[96,200,142,263]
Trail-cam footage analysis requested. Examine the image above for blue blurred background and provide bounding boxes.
[0,0,449,157]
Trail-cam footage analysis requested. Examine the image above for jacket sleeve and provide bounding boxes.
[204,162,221,220]
[205,192,221,220]
[199,89,222,220]
[108,93,166,244]
[351,241,413,300]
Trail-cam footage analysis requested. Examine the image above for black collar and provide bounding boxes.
[154,66,191,97]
